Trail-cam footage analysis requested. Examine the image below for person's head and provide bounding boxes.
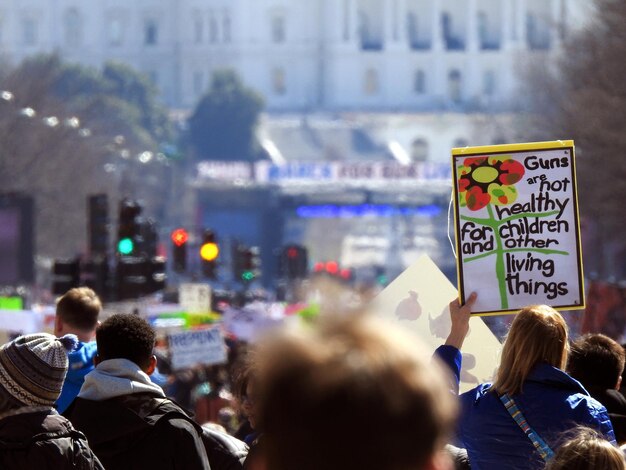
[95,314,156,373]
[55,287,101,341]
[492,305,568,396]
[0,333,77,413]
[568,334,626,391]
[233,350,259,430]
[255,313,457,470]
[545,427,626,470]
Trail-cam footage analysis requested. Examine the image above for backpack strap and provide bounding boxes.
[499,393,554,461]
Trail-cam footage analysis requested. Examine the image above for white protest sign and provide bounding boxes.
[168,325,227,370]
[370,255,501,393]
[179,283,212,313]
[452,140,584,315]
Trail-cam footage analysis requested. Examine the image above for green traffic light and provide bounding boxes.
[118,237,134,255]
[241,270,255,281]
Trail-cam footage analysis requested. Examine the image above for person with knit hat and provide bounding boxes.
[0,332,104,469]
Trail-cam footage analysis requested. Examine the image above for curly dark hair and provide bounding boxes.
[96,314,155,369]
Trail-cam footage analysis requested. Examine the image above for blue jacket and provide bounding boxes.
[56,341,98,413]
[455,359,616,469]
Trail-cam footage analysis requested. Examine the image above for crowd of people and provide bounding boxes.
[0,286,626,469]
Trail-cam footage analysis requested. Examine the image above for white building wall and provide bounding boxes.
[0,0,586,111]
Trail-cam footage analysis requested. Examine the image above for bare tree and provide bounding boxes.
[519,0,626,278]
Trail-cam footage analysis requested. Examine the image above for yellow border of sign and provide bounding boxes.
[451,140,585,316]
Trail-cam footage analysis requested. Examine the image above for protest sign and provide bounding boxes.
[371,255,501,393]
[452,140,584,315]
[179,283,212,314]
[168,325,227,370]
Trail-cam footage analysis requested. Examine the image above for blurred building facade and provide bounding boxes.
[0,0,585,111]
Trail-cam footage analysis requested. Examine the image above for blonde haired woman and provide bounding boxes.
[545,427,626,470]
[453,303,615,470]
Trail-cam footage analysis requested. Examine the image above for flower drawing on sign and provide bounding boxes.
[458,156,525,211]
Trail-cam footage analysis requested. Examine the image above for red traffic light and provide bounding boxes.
[287,247,298,258]
[325,261,339,275]
[171,228,189,247]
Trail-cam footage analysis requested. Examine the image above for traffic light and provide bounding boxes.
[200,230,219,279]
[88,194,109,257]
[171,228,188,272]
[312,260,352,282]
[234,244,261,282]
[280,244,308,280]
[117,199,142,256]
[146,256,166,293]
[116,256,147,300]
[82,258,109,299]
[52,258,81,295]
[141,218,158,258]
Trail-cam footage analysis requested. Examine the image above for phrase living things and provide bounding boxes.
[461,155,571,300]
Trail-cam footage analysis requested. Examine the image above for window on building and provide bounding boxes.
[193,71,204,95]
[63,8,82,46]
[364,68,379,95]
[478,11,500,50]
[209,13,218,43]
[526,12,550,50]
[108,18,123,46]
[448,69,462,103]
[442,12,464,50]
[411,138,429,161]
[483,70,496,96]
[271,14,286,43]
[358,11,383,50]
[223,12,231,42]
[414,70,426,94]
[144,19,158,46]
[22,18,37,46]
[193,16,203,44]
[358,1,383,51]
[272,68,286,95]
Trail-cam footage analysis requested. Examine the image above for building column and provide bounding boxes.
[384,0,394,44]
[515,0,527,49]
[396,0,407,44]
[502,0,513,50]
[467,0,479,52]
[550,0,562,50]
[431,0,443,51]
[350,0,359,44]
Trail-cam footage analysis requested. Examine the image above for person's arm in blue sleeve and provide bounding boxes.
[433,292,476,395]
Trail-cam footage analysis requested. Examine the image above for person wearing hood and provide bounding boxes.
[65,313,211,470]
[54,287,101,413]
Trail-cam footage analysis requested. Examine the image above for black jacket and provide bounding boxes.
[201,426,248,470]
[0,408,104,469]
[66,392,211,470]
[587,387,626,444]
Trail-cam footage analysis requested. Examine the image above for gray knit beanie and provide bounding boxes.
[0,333,78,407]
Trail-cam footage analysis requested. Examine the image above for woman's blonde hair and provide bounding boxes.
[491,305,569,396]
[545,427,626,470]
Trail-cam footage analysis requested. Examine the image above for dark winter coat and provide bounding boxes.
[201,425,248,470]
[0,408,103,469]
[66,392,211,470]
